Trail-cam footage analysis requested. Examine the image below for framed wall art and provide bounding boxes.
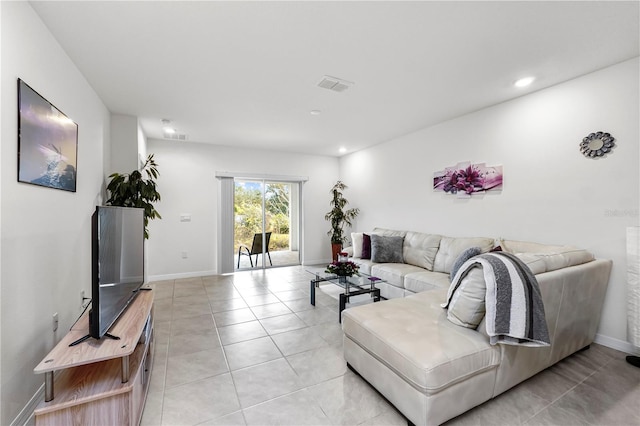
[433,161,503,197]
[18,79,78,192]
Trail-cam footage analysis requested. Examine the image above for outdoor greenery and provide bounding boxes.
[106,154,161,239]
[234,182,291,251]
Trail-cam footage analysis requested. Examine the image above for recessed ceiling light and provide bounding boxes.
[310,110,322,115]
[161,118,175,133]
[161,118,188,140]
[514,77,535,88]
[339,147,347,154]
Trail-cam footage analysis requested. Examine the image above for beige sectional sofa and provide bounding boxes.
[341,228,612,425]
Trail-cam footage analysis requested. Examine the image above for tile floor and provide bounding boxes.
[142,266,640,426]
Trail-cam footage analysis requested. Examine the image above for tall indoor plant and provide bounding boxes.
[325,181,359,261]
[106,154,161,239]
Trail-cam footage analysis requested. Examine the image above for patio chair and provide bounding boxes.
[237,232,272,268]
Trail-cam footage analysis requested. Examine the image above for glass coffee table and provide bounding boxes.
[307,267,382,322]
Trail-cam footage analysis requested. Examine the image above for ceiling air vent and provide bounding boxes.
[317,75,354,92]
[163,132,188,141]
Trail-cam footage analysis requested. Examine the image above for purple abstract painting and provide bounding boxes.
[433,161,503,197]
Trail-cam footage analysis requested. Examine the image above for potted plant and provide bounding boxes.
[106,154,161,239]
[324,181,359,261]
[326,258,360,283]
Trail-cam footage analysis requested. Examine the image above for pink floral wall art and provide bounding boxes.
[433,161,503,197]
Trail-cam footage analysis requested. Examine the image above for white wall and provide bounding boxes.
[146,139,339,280]
[138,124,147,166]
[110,114,140,174]
[0,2,109,424]
[341,58,640,349]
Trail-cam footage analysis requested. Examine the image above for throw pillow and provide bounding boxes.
[351,232,363,258]
[447,267,487,328]
[362,233,372,259]
[371,234,404,263]
[450,247,482,280]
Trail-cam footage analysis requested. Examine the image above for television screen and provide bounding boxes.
[90,206,145,339]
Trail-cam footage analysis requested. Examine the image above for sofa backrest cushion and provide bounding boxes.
[512,253,547,275]
[502,239,594,273]
[371,234,405,263]
[372,227,407,237]
[433,236,495,273]
[403,231,442,271]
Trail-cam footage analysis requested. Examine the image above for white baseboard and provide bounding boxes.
[11,384,43,426]
[148,270,217,282]
[594,333,640,355]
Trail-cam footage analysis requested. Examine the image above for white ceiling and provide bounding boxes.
[30,1,639,157]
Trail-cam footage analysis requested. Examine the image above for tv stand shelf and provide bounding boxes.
[33,290,154,425]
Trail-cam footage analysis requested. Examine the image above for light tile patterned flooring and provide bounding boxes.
[142,266,640,426]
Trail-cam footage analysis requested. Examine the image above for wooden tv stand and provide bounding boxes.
[33,290,154,425]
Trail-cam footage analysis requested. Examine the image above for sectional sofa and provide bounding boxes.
[341,228,612,425]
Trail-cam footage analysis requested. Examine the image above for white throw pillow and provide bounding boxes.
[351,232,363,258]
[447,267,486,329]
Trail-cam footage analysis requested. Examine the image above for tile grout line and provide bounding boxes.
[153,269,389,426]
[229,275,346,423]
[221,279,253,426]
[521,348,618,425]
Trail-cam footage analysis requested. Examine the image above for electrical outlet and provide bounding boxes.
[181,251,188,259]
[80,290,91,309]
[52,312,59,332]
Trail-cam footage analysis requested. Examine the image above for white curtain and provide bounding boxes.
[628,226,640,348]
[217,177,235,274]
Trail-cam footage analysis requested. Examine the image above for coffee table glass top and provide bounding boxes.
[306,266,383,322]
[305,266,384,289]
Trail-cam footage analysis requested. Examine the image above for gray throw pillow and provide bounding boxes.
[450,247,482,280]
[371,235,404,263]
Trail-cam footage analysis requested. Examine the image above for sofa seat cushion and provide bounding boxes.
[371,263,425,289]
[404,270,451,293]
[352,258,374,275]
[342,289,501,394]
[376,281,406,299]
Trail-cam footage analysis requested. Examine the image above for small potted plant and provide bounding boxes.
[106,154,161,239]
[324,181,359,261]
[325,256,360,283]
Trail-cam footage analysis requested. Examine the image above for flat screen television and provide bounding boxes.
[87,205,145,341]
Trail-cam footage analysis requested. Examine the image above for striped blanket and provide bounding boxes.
[443,252,551,347]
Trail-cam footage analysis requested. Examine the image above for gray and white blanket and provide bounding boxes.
[443,252,551,347]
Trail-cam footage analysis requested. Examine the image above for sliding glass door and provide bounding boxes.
[234,179,300,270]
